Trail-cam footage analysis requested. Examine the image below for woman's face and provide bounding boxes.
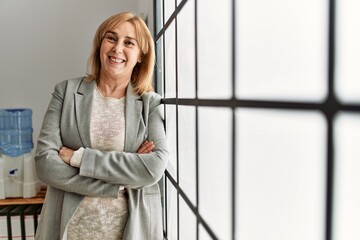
[99,21,142,82]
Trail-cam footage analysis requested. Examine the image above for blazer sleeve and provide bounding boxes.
[35,80,120,198]
[79,94,169,189]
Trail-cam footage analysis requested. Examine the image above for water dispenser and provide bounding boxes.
[0,108,40,199]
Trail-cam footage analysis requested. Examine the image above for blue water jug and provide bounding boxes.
[0,109,33,157]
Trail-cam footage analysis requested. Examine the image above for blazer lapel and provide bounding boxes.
[74,79,95,148]
[124,84,143,152]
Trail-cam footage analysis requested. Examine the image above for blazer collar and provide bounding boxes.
[124,83,143,152]
[74,79,95,147]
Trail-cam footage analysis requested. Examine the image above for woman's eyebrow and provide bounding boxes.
[105,30,117,36]
[124,36,138,43]
[105,31,137,41]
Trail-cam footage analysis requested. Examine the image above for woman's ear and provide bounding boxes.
[138,57,142,63]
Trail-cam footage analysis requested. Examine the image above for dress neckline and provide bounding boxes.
[95,86,125,101]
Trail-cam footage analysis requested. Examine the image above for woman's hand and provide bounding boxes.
[59,146,75,165]
[137,140,155,154]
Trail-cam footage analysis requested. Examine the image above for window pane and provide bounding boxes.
[178,106,196,204]
[155,37,164,95]
[198,107,232,239]
[164,0,175,24]
[236,109,326,240]
[197,0,232,99]
[179,197,197,240]
[165,21,176,98]
[333,113,360,239]
[199,224,213,240]
[165,105,177,179]
[177,0,196,99]
[335,1,360,103]
[236,0,328,101]
[154,0,163,34]
[166,179,178,240]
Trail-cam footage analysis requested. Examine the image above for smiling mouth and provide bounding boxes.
[109,56,125,63]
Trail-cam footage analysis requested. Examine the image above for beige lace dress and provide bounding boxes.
[65,86,128,240]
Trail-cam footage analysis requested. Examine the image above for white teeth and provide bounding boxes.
[110,57,124,63]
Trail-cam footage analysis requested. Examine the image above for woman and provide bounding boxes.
[35,12,168,240]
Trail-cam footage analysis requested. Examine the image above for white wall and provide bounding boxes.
[0,0,153,148]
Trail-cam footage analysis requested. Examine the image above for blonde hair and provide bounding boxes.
[86,12,155,95]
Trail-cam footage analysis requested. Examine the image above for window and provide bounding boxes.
[154,0,360,239]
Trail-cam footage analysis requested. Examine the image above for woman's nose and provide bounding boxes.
[112,43,124,53]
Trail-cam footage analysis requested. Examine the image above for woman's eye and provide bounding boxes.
[106,35,117,42]
[125,41,135,46]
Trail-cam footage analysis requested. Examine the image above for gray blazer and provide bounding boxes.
[35,77,169,240]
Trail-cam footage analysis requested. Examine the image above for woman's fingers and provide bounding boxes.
[59,146,74,164]
[137,140,155,153]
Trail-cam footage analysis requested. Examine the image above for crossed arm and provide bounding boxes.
[59,140,156,166]
[35,80,168,197]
